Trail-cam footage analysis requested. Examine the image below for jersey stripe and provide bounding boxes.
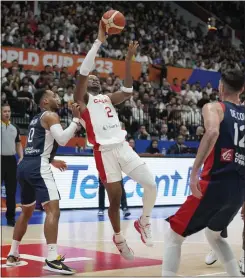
[201,147,215,179]
[81,108,99,146]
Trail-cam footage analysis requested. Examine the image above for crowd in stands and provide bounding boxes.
[196,1,244,32]
[2,1,244,73]
[1,1,245,145]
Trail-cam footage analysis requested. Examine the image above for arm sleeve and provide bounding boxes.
[79,39,101,76]
[50,122,77,146]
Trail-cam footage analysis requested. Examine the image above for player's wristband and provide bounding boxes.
[121,86,133,93]
[72,118,80,127]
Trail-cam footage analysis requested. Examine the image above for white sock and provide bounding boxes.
[140,215,150,226]
[114,231,124,243]
[162,228,185,276]
[47,244,58,261]
[8,240,20,257]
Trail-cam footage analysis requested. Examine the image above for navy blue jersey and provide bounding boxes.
[201,101,245,179]
[24,111,58,161]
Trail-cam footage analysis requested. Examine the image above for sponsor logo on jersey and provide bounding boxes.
[220,148,234,162]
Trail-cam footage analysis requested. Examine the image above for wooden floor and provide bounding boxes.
[1,207,243,277]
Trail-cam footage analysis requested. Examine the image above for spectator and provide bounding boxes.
[171,78,181,93]
[159,124,174,141]
[63,85,74,106]
[167,135,187,155]
[128,137,136,151]
[134,125,151,140]
[145,140,160,154]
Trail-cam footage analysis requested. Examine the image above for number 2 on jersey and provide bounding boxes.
[105,107,113,118]
[234,123,245,147]
[28,127,35,143]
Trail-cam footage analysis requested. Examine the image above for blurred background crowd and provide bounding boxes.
[1,1,245,148]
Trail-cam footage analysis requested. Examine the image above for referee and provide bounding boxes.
[1,103,23,226]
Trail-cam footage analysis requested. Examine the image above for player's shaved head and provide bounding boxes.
[88,75,101,95]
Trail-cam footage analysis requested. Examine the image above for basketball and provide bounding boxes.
[101,10,126,35]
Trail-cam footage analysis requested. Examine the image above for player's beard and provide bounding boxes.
[88,85,101,96]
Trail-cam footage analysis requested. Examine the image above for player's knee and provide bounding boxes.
[44,203,60,219]
[142,176,157,191]
[205,227,222,241]
[22,207,34,219]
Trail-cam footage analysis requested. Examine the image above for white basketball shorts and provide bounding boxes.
[93,141,144,183]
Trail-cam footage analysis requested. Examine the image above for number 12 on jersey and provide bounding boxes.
[234,123,245,147]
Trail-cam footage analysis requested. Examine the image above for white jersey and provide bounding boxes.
[80,94,127,146]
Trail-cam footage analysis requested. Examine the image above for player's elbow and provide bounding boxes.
[123,93,131,101]
[56,138,67,146]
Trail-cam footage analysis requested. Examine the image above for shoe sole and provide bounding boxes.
[6,261,20,267]
[205,260,217,266]
[134,221,153,247]
[123,212,131,217]
[43,265,76,275]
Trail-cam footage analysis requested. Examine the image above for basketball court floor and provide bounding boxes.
[1,206,242,277]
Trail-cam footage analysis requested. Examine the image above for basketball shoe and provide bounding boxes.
[43,255,76,275]
[205,250,217,265]
[6,255,20,266]
[113,235,134,260]
[134,218,153,247]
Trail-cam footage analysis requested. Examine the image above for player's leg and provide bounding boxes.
[205,180,244,277]
[7,174,36,266]
[104,181,122,233]
[127,164,157,246]
[38,162,75,274]
[205,228,228,265]
[239,224,245,275]
[104,180,134,260]
[162,179,214,276]
[94,148,134,260]
[119,143,157,246]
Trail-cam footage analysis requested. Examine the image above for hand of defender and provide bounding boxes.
[71,103,81,118]
[51,160,67,171]
[98,21,107,43]
[190,172,202,199]
[126,41,139,59]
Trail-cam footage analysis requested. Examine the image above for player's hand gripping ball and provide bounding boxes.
[101,10,126,35]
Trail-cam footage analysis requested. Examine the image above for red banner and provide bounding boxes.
[1,47,142,80]
[1,47,194,83]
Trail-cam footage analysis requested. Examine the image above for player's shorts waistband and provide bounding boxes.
[94,141,125,151]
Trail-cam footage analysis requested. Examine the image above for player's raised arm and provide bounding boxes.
[41,103,81,146]
[107,41,139,105]
[74,22,107,109]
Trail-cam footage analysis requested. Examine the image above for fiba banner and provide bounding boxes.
[1,47,141,80]
[51,156,195,209]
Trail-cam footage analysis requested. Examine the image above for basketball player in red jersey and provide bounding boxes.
[74,22,157,260]
[162,69,245,276]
